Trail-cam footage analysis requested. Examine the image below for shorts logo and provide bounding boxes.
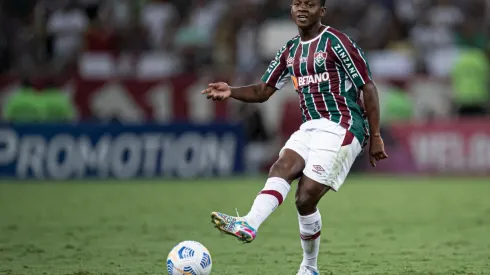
[312,165,325,175]
[314,51,328,66]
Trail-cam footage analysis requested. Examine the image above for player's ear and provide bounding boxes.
[320,6,326,17]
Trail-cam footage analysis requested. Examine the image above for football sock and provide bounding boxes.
[299,210,322,270]
[244,177,290,230]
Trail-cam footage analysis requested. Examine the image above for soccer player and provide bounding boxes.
[201,0,388,274]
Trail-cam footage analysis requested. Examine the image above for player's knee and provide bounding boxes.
[295,194,316,215]
[269,160,296,181]
[269,160,289,175]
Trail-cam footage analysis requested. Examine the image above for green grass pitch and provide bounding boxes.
[1,176,490,275]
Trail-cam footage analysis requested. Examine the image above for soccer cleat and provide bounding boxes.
[296,266,319,275]
[211,211,257,243]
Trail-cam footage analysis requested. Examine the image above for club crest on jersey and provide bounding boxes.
[314,51,328,66]
[287,57,294,67]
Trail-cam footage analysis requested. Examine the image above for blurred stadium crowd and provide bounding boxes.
[1,0,488,72]
[0,0,489,124]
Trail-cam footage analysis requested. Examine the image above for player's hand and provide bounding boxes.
[369,135,388,167]
[201,82,231,101]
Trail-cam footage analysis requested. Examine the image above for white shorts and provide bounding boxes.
[279,118,362,191]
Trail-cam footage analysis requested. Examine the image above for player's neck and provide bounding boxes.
[298,23,325,42]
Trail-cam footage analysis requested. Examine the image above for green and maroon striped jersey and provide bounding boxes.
[261,26,371,145]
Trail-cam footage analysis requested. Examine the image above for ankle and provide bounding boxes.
[243,214,260,230]
[300,261,318,270]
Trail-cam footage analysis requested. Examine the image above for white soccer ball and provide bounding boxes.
[166,240,212,275]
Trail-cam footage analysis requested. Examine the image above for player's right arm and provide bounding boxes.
[201,82,276,103]
[201,42,291,103]
[230,83,276,103]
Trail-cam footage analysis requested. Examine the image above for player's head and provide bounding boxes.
[291,0,326,29]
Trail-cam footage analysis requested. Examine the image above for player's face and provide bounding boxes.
[291,0,325,28]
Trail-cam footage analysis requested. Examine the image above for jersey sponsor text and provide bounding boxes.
[333,44,359,79]
[298,72,329,88]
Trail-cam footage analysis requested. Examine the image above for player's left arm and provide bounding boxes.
[361,81,388,166]
[331,32,388,166]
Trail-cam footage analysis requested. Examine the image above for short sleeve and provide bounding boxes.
[329,31,372,88]
[261,43,291,90]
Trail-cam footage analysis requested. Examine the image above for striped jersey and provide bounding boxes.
[261,26,371,145]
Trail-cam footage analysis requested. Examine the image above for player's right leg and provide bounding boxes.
[211,130,309,243]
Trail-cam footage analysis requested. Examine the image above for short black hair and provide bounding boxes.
[321,0,326,6]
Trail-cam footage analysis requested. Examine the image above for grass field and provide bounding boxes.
[1,176,490,275]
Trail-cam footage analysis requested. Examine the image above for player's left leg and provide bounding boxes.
[296,125,363,275]
[295,176,329,275]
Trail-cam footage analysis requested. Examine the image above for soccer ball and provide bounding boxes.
[166,241,212,275]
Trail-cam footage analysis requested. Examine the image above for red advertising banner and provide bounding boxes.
[0,75,230,123]
[368,119,490,175]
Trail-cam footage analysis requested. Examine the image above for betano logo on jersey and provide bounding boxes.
[292,72,330,90]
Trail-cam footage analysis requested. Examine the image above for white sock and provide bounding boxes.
[299,210,322,270]
[244,177,290,230]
